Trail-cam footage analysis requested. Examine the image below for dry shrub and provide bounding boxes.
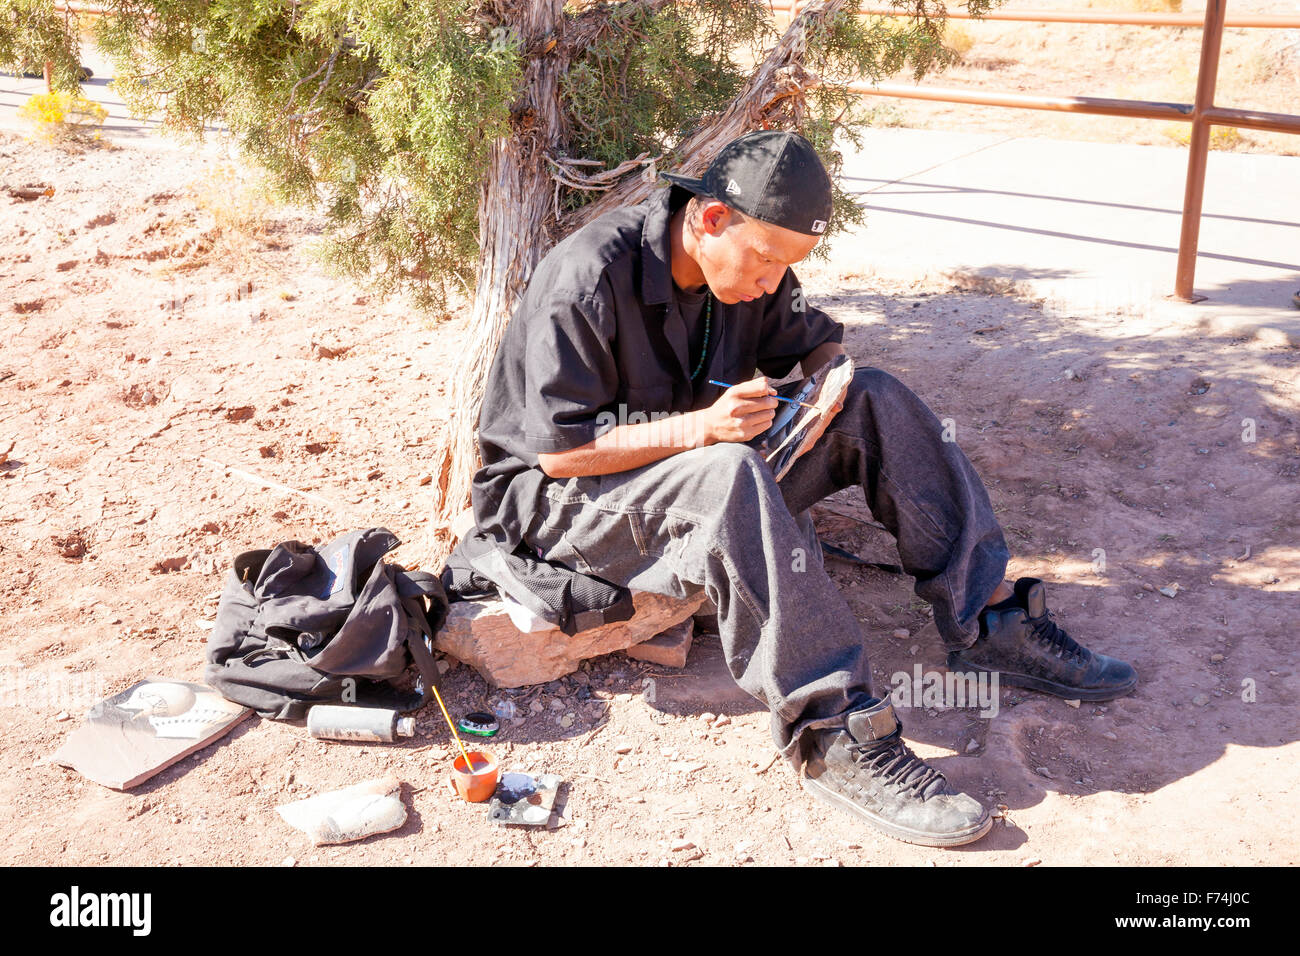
[16,91,109,150]
[1095,0,1183,12]
[1161,124,1246,151]
[943,23,976,57]
[175,165,271,273]
[942,271,1036,298]
[864,101,909,128]
[1207,127,1245,151]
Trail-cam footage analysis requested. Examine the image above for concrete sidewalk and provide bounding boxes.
[834,127,1300,344]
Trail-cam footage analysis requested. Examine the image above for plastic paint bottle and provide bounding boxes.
[307,705,416,743]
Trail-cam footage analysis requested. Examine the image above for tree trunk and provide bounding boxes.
[426,0,848,570]
[429,0,567,564]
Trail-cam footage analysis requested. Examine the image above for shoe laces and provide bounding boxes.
[1027,609,1089,665]
[852,733,948,798]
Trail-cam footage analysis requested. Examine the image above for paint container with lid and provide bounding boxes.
[307,705,416,743]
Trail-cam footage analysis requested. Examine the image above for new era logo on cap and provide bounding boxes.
[660,130,834,237]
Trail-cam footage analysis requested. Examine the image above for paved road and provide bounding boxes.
[836,127,1300,343]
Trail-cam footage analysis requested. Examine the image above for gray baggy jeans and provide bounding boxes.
[523,367,1010,769]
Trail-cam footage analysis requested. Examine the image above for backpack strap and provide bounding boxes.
[819,540,904,575]
[394,568,449,701]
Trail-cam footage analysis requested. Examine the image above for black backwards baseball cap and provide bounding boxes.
[662,129,833,236]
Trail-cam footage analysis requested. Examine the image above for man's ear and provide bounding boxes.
[698,200,734,237]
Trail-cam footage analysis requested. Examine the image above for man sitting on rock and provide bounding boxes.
[470,130,1137,847]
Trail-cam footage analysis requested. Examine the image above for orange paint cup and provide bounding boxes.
[448,750,499,803]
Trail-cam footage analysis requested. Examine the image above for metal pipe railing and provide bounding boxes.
[768,1,1300,28]
[776,0,1300,303]
[847,82,1300,132]
[1174,0,1228,301]
[845,81,1195,121]
[1200,105,1300,136]
[857,6,1300,28]
[51,2,106,13]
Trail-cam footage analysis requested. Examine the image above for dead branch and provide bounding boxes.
[200,457,346,510]
[566,1,845,230]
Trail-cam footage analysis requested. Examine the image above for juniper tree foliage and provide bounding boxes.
[81,0,988,311]
[0,1,85,90]
[94,0,523,308]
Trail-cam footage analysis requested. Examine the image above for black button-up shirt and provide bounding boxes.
[471,185,844,550]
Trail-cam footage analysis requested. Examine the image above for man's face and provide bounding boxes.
[693,201,821,305]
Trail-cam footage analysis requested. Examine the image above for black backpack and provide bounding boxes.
[204,528,447,719]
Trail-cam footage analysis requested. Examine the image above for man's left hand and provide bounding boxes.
[794,348,849,450]
[796,389,844,451]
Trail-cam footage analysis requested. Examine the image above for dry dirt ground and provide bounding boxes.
[2,127,1297,867]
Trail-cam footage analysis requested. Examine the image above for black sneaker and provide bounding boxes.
[802,699,992,847]
[948,577,1138,701]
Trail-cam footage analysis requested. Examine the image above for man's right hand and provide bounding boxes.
[537,378,780,479]
[699,378,779,445]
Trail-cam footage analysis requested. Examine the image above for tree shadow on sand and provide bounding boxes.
[802,277,1297,835]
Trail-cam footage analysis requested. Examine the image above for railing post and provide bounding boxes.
[1173,0,1228,302]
